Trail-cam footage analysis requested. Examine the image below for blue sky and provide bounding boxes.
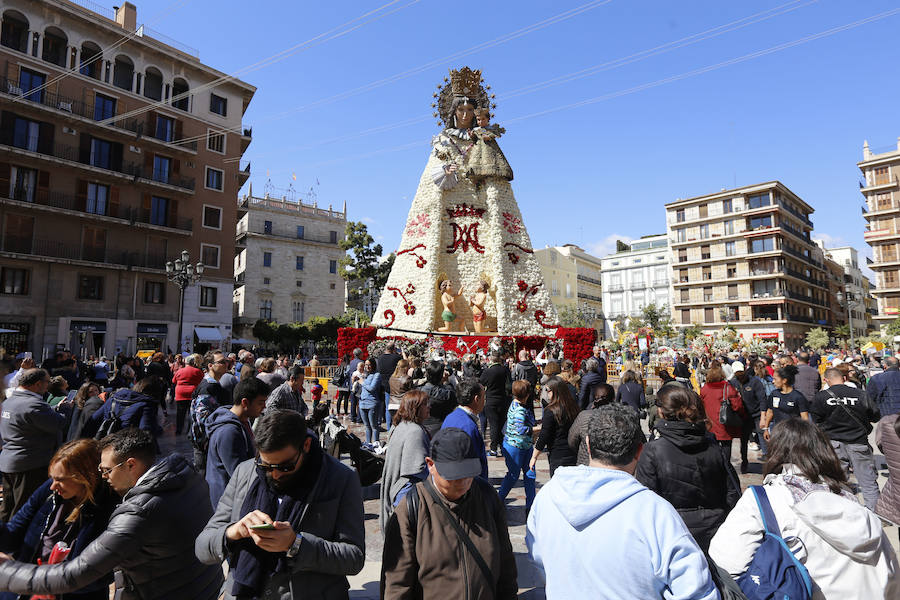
[144,0,900,270]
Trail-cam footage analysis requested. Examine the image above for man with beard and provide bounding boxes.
[195,410,365,599]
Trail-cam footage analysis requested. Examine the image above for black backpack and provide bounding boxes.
[94,399,131,440]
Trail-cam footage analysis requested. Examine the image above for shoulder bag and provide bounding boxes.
[719,385,743,428]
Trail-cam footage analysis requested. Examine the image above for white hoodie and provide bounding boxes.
[710,467,900,599]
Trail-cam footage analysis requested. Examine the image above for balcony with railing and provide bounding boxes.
[1,133,195,193]
[2,186,192,232]
[606,283,624,291]
[1,76,198,153]
[862,175,900,191]
[1,237,168,269]
[236,222,340,245]
[576,274,601,286]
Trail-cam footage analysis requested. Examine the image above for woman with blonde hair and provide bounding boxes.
[379,390,430,531]
[0,439,118,600]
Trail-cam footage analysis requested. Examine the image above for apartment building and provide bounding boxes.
[860,139,900,329]
[666,181,832,349]
[0,1,255,356]
[534,244,604,334]
[600,234,671,339]
[233,193,347,342]
[816,243,873,336]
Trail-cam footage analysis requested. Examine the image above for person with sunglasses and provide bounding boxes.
[196,409,365,600]
[0,428,223,600]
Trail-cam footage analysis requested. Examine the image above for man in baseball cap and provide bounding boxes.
[381,427,517,599]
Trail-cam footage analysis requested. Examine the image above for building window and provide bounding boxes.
[329,260,337,274]
[152,155,170,183]
[747,192,770,209]
[874,166,891,186]
[725,241,736,257]
[82,226,106,262]
[750,215,772,229]
[701,245,710,260]
[0,13,28,53]
[202,205,221,229]
[155,116,174,142]
[698,204,708,218]
[86,183,109,215]
[680,288,690,303]
[724,219,734,235]
[330,282,336,290]
[551,279,559,296]
[259,299,272,320]
[722,199,732,214]
[296,256,304,271]
[750,237,775,253]
[94,94,116,121]
[149,196,168,226]
[702,266,712,280]
[704,307,714,323]
[77,275,104,300]
[207,130,225,153]
[0,267,28,295]
[263,277,270,285]
[292,301,304,322]
[200,285,218,308]
[296,225,304,239]
[12,117,39,152]
[264,220,272,234]
[703,286,713,301]
[550,252,557,265]
[728,284,738,300]
[699,224,709,239]
[10,166,36,202]
[677,248,687,263]
[727,263,737,277]
[676,228,686,242]
[143,281,165,304]
[676,209,685,223]
[205,167,223,191]
[330,230,338,243]
[209,93,228,116]
[296,280,302,288]
[200,244,220,269]
[90,138,112,169]
[681,309,691,324]
[19,68,45,103]
[565,282,572,298]
[679,269,688,283]
[263,252,272,267]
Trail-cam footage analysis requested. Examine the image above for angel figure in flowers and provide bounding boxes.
[438,279,464,332]
[468,281,492,334]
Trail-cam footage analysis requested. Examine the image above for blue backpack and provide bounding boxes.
[737,486,813,600]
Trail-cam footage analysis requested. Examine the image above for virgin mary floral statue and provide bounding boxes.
[373,67,559,336]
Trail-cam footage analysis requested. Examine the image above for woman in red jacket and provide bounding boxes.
[171,353,203,435]
[699,361,747,471]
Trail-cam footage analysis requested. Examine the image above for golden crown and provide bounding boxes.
[450,67,482,97]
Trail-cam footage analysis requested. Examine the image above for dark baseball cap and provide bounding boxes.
[430,427,482,481]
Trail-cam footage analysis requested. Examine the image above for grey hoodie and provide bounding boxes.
[0,388,65,472]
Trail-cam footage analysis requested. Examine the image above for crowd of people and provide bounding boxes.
[0,341,897,598]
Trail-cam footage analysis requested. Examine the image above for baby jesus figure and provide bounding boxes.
[465,108,513,182]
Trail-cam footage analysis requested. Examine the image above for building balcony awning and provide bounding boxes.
[194,326,223,342]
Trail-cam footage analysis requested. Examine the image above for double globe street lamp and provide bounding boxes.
[166,250,204,354]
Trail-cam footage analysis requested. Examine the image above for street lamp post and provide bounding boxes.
[166,250,204,354]
[837,286,856,353]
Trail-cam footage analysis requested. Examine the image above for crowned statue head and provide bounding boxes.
[433,66,497,129]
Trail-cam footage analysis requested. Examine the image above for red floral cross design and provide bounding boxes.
[502,212,523,234]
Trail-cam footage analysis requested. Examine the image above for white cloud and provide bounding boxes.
[813,232,847,248]
[587,233,634,258]
[360,216,376,225]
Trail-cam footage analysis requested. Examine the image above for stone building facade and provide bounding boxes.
[233,194,347,341]
[0,1,254,356]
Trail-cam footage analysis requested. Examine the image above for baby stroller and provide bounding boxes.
[321,417,383,486]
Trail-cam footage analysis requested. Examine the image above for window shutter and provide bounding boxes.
[110,142,123,172]
[172,158,180,174]
[76,181,87,212]
[174,119,183,142]
[0,163,10,195]
[38,122,54,154]
[168,198,178,228]
[143,152,153,178]
[109,186,120,217]
[79,133,91,164]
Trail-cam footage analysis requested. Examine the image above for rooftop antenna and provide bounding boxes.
[263,178,275,198]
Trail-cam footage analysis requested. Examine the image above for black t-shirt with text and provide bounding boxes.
[765,388,809,426]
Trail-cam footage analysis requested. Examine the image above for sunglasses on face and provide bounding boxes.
[255,451,301,473]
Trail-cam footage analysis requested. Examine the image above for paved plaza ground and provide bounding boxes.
[156,398,900,599]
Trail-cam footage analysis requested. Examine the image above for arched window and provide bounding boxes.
[172,77,189,111]
[79,41,102,79]
[143,67,163,101]
[0,10,29,53]
[113,55,134,91]
[42,26,67,67]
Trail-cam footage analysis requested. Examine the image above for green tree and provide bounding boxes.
[683,323,703,341]
[833,324,851,339]
[641,303,675,339]
[252,320,277,345]
[342,307,371,327]
[338,221,395,293]
[627,316,644,331]
[885,317,900,338]
[805,327,829,350]
[557,305,588,328]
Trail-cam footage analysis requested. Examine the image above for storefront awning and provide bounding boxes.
[194,327,223,342]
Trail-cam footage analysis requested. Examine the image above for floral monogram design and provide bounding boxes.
[502,211,523,234]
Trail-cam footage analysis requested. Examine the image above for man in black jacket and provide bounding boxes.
[376,342,402,429]
[0,428,223,600]
[730,362,767,473]
[811,368,881,511]
[480,350,512,455]
[421,360,457,438]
